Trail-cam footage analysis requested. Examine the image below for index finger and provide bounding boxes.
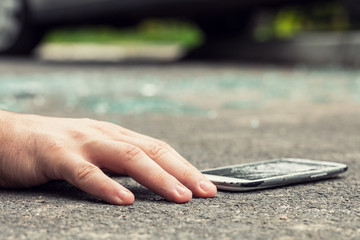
[108,135,217,198]
[87,140,193,203]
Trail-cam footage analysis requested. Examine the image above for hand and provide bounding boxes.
[0,110,216,205]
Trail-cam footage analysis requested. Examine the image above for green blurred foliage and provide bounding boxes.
[45,19,204,48]
[45,1,353,45]
[254,1,351,42]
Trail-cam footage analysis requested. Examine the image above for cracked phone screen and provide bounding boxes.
[203,160,331,180]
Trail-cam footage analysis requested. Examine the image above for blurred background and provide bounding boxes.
[1,0,360,65]
[2,3,360,240]
[1,0,360,118]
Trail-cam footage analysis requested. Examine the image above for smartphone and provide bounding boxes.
[201,158,348,191]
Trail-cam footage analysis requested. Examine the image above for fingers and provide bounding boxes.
[60,154,135,205]
[117,127,202,169]
[88,140,193,203]
[108,135,217,198]
[57,121,216,204]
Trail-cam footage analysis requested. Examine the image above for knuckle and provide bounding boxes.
[76,164,99,182]
[117,126,130,135]
[45,137,67,153]
[148,142,171,159]
[153,171,168,184]
[180,169,193,181]
[82,118,109,134]
[81,139,99,154]
[68,130,86,140]
[124,145,143,161]
[92,124,111,137]
[157,141,171,150]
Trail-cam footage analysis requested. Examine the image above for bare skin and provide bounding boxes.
[0,110,216,205]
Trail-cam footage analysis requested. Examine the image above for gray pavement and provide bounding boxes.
[0,58,359,240]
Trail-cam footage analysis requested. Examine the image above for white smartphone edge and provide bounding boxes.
[201,158,348,191]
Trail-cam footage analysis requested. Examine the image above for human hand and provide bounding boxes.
[0,110,216,205]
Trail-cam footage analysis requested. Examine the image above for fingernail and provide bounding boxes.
[115,189,132,204]
[199,180,215,192]
[175,184,188,196]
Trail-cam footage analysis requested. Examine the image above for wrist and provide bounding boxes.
[0,110,42,188]
[0,110,15,146]
[0,110,15,187]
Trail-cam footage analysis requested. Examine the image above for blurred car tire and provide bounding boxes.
[0,0,44,55]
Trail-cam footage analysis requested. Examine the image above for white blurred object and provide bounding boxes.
[36,43,185,62]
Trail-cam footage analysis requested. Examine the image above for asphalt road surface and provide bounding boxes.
[0,58,359,240]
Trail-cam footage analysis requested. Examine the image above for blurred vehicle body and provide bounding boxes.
[0,0,357,55]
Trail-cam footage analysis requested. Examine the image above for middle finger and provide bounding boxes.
[113,135,217,198]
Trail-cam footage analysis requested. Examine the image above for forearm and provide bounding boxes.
[0,110,47,188]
